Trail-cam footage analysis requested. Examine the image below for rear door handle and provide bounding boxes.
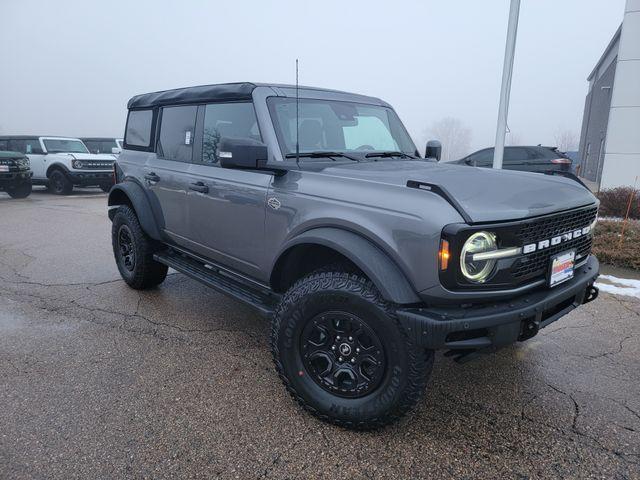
[144,172,160,183]
[189,181,209,194]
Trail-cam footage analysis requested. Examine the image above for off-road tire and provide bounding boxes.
[6,182,32,199]
[271,269,434,430]
[99,183,112,193]
[48,170,73,195]
[111,205,168,289]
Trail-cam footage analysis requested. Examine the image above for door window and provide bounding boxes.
[157,106,197,162]
[200,103,261,165]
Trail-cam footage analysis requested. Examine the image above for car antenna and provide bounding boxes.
[295,58,300,169]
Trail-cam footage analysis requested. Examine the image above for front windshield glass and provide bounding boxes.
[267,98,417,158]
[43,138,89,154]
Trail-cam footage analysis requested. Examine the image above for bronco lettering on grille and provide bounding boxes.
[522,226,592,254]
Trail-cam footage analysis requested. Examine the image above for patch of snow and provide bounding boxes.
[595,274,640,299]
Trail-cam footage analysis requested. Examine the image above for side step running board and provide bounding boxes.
[154,250,281,317]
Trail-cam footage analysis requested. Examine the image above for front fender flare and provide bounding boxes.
[274,228,420,305]
[108,181,163,240]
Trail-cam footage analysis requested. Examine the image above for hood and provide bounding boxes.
[320,160,597,223]
[64,153,116,161]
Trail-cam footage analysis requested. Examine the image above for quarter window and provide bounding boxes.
[201,103,261,165]
[125,110,154,148]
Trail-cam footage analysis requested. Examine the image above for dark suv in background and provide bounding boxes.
[454,146,572,173]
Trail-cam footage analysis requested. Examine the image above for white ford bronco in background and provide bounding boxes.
[0,136,115,194]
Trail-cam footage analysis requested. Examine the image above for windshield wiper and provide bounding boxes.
[365,151,415,159]
[285,151,360,162]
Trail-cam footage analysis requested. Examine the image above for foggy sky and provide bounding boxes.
[0,0,625,156]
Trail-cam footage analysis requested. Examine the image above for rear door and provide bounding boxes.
[144,105,197,246]
[185,102,270,279]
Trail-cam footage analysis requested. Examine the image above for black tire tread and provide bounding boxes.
[6,182,32,199]
[111,205,168,289]
[48,169,73,195]
[270,269,433,430]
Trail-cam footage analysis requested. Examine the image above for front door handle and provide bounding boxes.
[144,172,160,183]
[189,181,209,194]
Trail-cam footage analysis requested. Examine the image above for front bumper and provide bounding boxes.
[0,170,32,187]
[396,255,599,352]
[67,171,112,186]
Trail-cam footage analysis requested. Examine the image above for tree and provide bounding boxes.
[554,129,578,152]
[424,117,472,162]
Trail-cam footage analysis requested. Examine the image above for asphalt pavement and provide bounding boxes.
[1,189,639,479]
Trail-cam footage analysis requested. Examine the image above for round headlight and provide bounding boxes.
[460,231,497,283]
[72,160,82,169]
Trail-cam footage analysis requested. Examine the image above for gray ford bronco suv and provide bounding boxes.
[108,82,600,429]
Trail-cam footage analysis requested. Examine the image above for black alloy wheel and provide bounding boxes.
[301,311,386,398]
[117,225,136,272]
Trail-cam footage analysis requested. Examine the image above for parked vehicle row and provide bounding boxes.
[0,136,120,196]
[108,82,599,430]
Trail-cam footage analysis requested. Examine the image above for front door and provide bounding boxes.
[185,102,270,280]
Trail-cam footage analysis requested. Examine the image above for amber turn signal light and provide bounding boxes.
[439,239,450,271]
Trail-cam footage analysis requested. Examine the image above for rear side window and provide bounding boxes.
[201,103,261,165]
[125,110,153,148]
[504,147,527,163]
[0,140,8,151]
[157,105,197,162]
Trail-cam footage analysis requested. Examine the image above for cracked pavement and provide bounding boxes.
[1,189,639,479]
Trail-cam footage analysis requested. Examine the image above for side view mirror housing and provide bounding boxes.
[112,147,122,155]
[218,137,268,169]
[425,140,442,162]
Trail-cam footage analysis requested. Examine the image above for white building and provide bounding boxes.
[578,0,640,189]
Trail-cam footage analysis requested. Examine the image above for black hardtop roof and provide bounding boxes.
[127,82,385,109]
[0,135,40,140]
[0,135,78,140]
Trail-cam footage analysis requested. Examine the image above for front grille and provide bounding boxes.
[514,206,598,244]
[511,206,597,280]
[80,161,114,169]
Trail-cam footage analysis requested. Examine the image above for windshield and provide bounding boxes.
[43,139,89,154]
[267,98,417,159]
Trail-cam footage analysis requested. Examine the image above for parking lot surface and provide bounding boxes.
[1,190,639,479]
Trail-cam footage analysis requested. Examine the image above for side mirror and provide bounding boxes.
[112,147,122,155]
[425,140,442,162]
[218,137,268,169]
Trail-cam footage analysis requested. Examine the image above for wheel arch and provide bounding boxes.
[108,181,163,241]
[270,228,421,305]
[45,162,70,178]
